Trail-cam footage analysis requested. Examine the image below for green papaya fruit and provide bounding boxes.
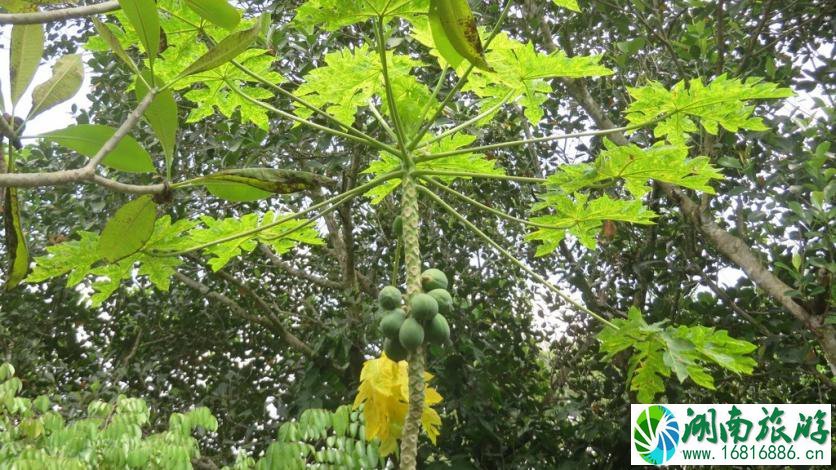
[428,288,453,314]
[393,216,403,236]
[384,338,408,362]
[426,314,450,345]
[398,317,424,351]
[421,268,448,291]
[378,285,402,310]
[379,309,406,339]
[410,293,438,323]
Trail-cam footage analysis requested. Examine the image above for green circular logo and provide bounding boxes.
[634,405,680,465]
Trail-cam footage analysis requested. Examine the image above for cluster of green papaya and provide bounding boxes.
[377,268,453,361]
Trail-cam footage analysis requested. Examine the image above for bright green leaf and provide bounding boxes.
[185,0,241,30]
[178,16,264,78]
[10,23,44,105]
[27,54,83,119]
[42,124,156,173]
[91,18,139,73]
[552,0,580,12]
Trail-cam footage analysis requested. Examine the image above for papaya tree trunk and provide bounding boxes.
[399,174,425,470]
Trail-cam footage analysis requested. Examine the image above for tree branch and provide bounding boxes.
[258,244,343,290]
[0,1,119,25]
[0,90,156,188]
[173,271,315,358]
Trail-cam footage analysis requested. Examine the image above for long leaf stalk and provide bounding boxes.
[407,0,514,151]
[419,177,573,230]
[412,169,546,184]
[152,171,403,256]
[418,185,619,330]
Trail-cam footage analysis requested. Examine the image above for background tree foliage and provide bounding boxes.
[0,0,833,468]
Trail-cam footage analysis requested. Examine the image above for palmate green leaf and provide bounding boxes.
[363,134,505,203]
[42,124,155,173]
[461,32,612,124]
[597,307,758,403]
[26,217,193,305]
[548,140,724,197]
[294,45,423,129]
[179,49,282,130]
[553,0,580,12]
[625,74,793,144]
[293,0,428,32]
[186,212,323,271]
[527,193,656,253]
[10,23,44,105]
[27,54,83,120]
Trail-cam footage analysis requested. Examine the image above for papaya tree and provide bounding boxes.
[0,0,830,468]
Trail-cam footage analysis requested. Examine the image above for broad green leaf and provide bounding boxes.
[99,195,157,262]
[178,49,281,130]
[3,186,29,289]
[91,18,139,73]
[42,124,156,173]
[185,0,241,30]
[553,0,580,12]
[198,168,335,202]
[27,54,83,119]
[178,16,264,78]
[428,0,491,71]
[10,23,44,105]
[135,71,178,177]
[118,0,160,60]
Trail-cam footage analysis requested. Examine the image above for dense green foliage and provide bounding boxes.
[0,0,833,468]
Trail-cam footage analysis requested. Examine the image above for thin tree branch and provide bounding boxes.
[258,244,343,290]
[0,91,156,188]
[0,1,119,25]
[174,272,316,358]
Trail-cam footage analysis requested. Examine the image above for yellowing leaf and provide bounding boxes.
[352,353,442,455]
